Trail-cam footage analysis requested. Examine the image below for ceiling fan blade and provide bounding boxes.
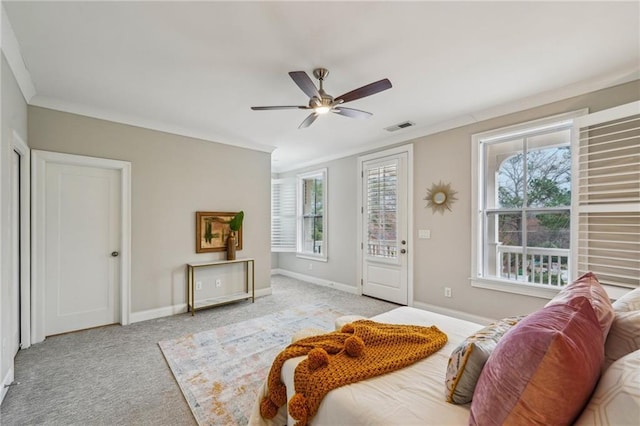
[251,106,309,110]
[298,113,318,129]
[333,107,373,119]
[289,71,320,99]
[335,78,392,104]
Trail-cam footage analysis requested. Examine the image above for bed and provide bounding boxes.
[249,306,485,426]
[249,275,640,426]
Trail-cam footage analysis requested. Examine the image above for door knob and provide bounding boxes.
[111,251,119,257]
[400,249,406,254]
[401,240,406,245]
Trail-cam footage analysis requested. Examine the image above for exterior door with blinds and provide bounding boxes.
[360,150,409,305]
[573,101,640,292]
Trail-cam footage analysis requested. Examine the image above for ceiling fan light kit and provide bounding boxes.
[251,68,392,129]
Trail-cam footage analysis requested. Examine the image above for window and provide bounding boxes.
[297,169,327,260]
[573,102,640,294]
[271,178,296,252]
[472,111,585,297]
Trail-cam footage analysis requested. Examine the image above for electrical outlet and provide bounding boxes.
[195,281,202,290]
[215,279,222,288]
[444,287,452,298]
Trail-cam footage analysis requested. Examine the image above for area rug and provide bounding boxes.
[158,304,346,425]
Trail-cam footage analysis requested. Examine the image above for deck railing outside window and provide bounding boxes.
[368,239,397,258]
[497,244,569,287]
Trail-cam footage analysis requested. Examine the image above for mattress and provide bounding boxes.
[249,306,484,426]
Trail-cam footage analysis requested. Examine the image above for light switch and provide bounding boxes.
[418,229,431,239]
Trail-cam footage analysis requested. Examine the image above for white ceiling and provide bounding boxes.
[3,1,639,172]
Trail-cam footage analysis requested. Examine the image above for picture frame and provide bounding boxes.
[195,211,243,253]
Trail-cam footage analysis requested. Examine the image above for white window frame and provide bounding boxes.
[470,110,587,299]
[296,168,328,261]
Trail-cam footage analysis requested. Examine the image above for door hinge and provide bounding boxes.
[361,278,363,286]
[361,206,363,214]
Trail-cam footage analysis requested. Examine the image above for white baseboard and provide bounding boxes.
[411,301,495,325]
[129,287,273,323]
[130,303,188,323]
[1,366,14,404]
[272,269,492,324]
[272,269,360,295]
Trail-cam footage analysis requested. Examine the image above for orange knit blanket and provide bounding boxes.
[260,320,448,426]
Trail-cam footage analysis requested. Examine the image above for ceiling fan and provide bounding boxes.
[251,68,392,129]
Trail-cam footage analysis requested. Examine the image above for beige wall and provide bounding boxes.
[278,80,640,320]
[413,80,639,319]
[277,156,359,288]
[1,53,28,393]
[27,106,272,314]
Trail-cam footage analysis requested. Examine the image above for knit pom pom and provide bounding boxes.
[260,396,278,419]
[288,393,309,424]
[270,381,287,407]
[345,335,365,357]
[307,348,329,371]
[341,323,355,333]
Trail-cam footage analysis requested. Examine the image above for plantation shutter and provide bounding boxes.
[366,160,398,259]
[271,178,296,251]
[573,101,640,290]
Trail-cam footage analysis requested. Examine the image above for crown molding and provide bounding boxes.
[1,6,36,102]
[30,95,276,154]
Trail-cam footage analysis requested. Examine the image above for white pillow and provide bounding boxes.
[612,287,640,312]
[575,350,640,425]
[604,310,640,369]
[604,287,640,369]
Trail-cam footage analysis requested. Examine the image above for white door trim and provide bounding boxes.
[357,144,414,306]
[11,131,31,349]
[31,150,131,343]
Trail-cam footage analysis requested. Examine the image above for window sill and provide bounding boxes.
[271,248,296,253]
[470,277,561,300]
[296,253,328,262]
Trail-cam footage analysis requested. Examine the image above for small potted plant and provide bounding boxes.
[226,211,244,260]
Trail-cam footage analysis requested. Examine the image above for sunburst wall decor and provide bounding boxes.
[424,181,458,214]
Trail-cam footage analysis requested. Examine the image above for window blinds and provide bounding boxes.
[366,162,398,258]
[271,178,296,252]
[574,101,640,289]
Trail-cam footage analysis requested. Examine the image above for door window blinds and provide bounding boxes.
[366,161,398,259]
[573,101,640,289]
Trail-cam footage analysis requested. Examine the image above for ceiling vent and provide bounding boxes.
[385,121,415,132]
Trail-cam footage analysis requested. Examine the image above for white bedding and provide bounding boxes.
[249,306,484,426]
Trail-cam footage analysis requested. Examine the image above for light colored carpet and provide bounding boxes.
[0,275,399,425]
[159,303,346,425]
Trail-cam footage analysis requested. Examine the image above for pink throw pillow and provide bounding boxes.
[469,297,604,426]
[546,272,614,340]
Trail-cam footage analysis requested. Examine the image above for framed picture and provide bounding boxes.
[195,211,243,253]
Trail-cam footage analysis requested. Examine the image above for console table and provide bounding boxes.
[186,258,255,315]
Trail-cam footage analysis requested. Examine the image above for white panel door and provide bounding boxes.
[361,152,409,305]
[44,162,121,335]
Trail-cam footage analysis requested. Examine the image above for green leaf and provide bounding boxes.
[229,211,244,231]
